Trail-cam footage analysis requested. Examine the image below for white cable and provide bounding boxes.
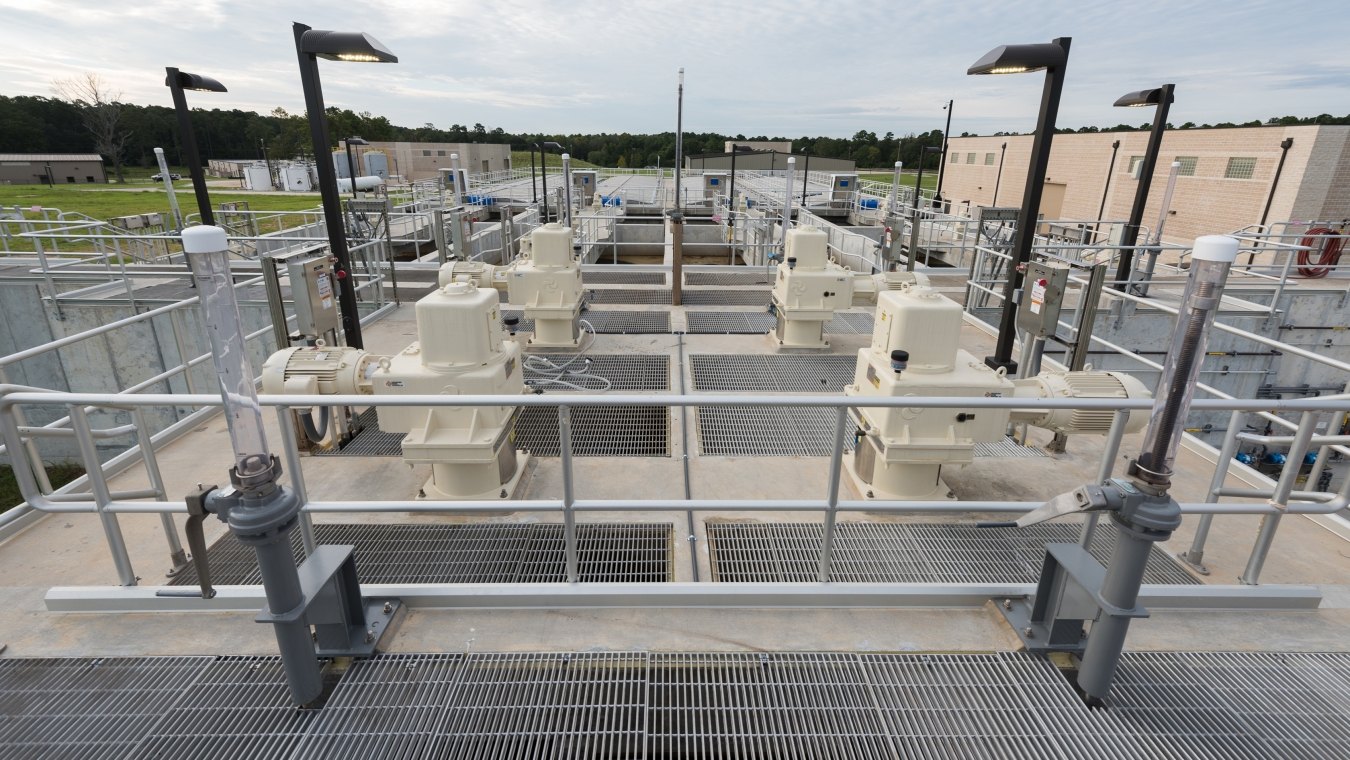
[523,319,612,391]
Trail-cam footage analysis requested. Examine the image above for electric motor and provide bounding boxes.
[1012,370,1152,434]
[260,346,376,397]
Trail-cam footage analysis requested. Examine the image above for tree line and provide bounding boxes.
[2,88,1346,178]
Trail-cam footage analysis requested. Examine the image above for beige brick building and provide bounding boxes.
[338,141,511,181]
[940,126,1350,243]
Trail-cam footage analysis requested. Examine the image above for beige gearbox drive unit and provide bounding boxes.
[262,282,530,501]
[439,223,585,350]
[844,286,1150,501]
[770,228,855,349]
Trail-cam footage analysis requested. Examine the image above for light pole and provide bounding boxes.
[164,67,227,225]
[293,22,398,350]
[907,146,942,272]
[967,37,1072,374]
[534,141,564,221]
[934,99,954,207]
[1095,139,1122,237]
[992,142,1007,205]
[343,136,368,198]
[1112,84,1175,291]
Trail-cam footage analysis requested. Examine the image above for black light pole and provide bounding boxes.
[1248,137,1295,266]
[911,146,942,215]
[1111,84,1175,291]
[801,151,810,205]
[534,141,563,221]
[529,145,537,203]
[967,37,1072,374]
[164,67,227,225]
[934,99,954,206]
[343,136,368,198]
[992,141,1007,205]
[906,146,942,271]
[294,23,397,350]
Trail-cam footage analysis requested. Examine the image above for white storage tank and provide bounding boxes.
[363,152,389,180]
[281,165,313,192]
[242,164,272,191]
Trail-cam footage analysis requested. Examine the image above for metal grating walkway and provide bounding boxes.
[515,405,669,457]
[582,271,666,285]
[584,288,672,305]
[690,354,858,392]
[697,404,1048,459]
[681,289,772,306]
[685,311,875,335]
[168,523,672,586]
[313,409,404,458]
[685,270,773,286]
[706,521,1198,585]
[525,354,670,391]
[6,652,1350,758]
[503,309,671,334]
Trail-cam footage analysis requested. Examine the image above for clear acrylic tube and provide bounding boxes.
[183,226,272,478]
[1135,236,1238,484]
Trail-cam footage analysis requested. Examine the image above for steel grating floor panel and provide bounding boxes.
[314,409,404,458]
[524,353,670,391]
[681,289,772,306]
[7,652,1350,758]
[584,288,672,305]
[685,270,773,286]
[582,271,666,285]
[515,404,670,457]
[168,523,672,586]
[502,309,671,334]
[690,354,858,392]
[684,311,875,335]
[696,404,1048,459]
[705,521,1198,585]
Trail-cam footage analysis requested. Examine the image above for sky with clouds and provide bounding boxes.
[1,0,1346,138]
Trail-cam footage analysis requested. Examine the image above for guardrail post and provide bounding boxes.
[1241,411,1319,585]
[559,404,578,582]
[131,407,188,573]
[1179,410,1245,573]
[818,407,850,582]
[1078,408,1130,548]
[68,404,137,586]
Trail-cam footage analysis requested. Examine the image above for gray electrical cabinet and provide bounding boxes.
[1016,261,1070,338]
[572,170,598,204]
[829,174,858,209]
[703,172,728,200]
[288,255,339,339]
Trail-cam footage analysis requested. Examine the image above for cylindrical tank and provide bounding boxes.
[337,176,385,193]
[416,282,505,366]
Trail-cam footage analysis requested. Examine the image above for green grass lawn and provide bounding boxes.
[1,463,84,514]
[510,151,601,170]
[858,172,939,190]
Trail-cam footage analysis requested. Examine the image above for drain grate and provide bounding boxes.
[682,289,772,306]
[706,521,1198,585]
[525,353,669,391]
[584,288,672,305]
[439,653,648,759]
[0,656,212,760]
[292,654,463,760]
[8,652,1350,756]
[684,270,773,286]
[314,408,404,458]
[684,311,876,335]
[583,270,666,285]
[516,404,669,456]
[698,406,851,457]
[648,652,897,758]
[131,656,324,759]
[504,309,671,334]
[685,311,775,334]
[168,523,673,586]
[690,354,858,392]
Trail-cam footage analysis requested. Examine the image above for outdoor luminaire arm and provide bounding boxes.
[1113,83,1175,291]
[968,36,1072,374]
[165,67,223,226]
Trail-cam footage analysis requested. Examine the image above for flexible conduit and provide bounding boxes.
[1296,227,1345,278]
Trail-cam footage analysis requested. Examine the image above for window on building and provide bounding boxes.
[966,152,976,164]
[85,176,94,183]
[950,152,959,163]
[1225,157,1257,179]
[422,150,431,156]
[984,152,996,165]
[437,150,446,156]
[1175,156,1198,176]
[65,176,75,183]
[1127,156,1144,174]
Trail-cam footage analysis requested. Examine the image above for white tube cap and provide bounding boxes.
[1191,234,1239,263]
[181,225,228,254]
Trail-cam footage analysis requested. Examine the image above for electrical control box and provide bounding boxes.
[829,174,858,209]
[703,172,728,200]
[287,254,339,339]
[1016,260,1070,339]
[572,170,598,204]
